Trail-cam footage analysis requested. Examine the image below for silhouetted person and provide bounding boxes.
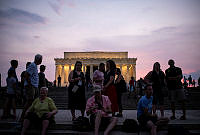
[20,54,43,122]
[128,76,136,98]
[144,62,166,117]
[183,76,188,89]
[8,60,18,85]
[188,75,192,87]
[21,62,31,105]
[7,60,18,116]
[57,75,61,87]
[68,61,86,121]
[38,65,46,89]
[165,59,186,120]
[192,79,196,87]
[198,77,200,87]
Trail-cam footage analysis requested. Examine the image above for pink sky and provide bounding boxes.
[0,0,200,86]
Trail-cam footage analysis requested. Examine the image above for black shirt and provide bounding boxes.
[165,66,183,89]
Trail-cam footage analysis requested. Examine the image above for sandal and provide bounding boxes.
[170,116,176,120]
[180,115,186,120]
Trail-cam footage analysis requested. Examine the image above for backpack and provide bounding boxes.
[72,116,91,131]
[122,119,140,133]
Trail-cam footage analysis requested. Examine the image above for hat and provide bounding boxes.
[92,85,102,93]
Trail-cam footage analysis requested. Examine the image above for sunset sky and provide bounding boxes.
[0,0,200,86]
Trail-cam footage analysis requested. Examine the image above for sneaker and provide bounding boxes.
[170,116,176,120]
[180,115,186,120]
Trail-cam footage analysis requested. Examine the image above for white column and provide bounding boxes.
[64,65,66,83]
[90,65,93,82]
[83,65,86,74]
[133,64,136,80]
[127,65,130,83]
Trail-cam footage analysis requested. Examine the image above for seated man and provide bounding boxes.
[21,87,58,135]
[137,83,169,135]
[86,85,118,135]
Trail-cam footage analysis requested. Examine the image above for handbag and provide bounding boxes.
[72,85,79,93]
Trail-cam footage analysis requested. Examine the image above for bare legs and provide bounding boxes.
[152,105,164,117]
[94,110,117,135]
[147,121,157,135]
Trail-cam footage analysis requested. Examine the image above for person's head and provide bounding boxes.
[168,59,175,67]
[40,87,48,98]
[26,62,31,69]
[106,60,116,71]
[99,63,105,72]
[115,68,121,75]
[92,85,102,98]
[34,54,42,65]
[74,61,82,71]
[153,62,160,72]
[144,83,153,98]
[40,65,46,72]
[131,77,134,80]
[10,60,18,68]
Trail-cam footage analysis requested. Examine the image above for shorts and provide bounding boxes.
[169,88,186,102]
[90,114,111,128]
[138,114,158,127]
[152,92,164,105]
[25,112,55,127]
[25,86,38,100]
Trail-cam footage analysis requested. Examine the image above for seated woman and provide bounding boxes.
[137,83,169,135]
[21,87,58,135]
[86,85,118,135]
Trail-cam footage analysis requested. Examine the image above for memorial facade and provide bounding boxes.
[54,52,137,86]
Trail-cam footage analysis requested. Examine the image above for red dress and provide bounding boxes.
[103,70,118,113]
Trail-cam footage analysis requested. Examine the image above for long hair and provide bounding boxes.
[74,61,82,71]
[107,60,116,71]
[153,62,160,71]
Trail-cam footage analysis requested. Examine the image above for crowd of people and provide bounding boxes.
[1,54,193,135]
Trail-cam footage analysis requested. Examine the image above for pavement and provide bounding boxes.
[0,109,200,135]
[1,109,200,126]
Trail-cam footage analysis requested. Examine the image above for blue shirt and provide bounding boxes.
[25,62,39,88]
[137,95,153,118]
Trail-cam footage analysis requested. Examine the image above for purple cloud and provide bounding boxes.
[152,26,177,34]
[0,8,46,24]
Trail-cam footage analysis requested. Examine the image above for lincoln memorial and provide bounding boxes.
[54,52,137,87]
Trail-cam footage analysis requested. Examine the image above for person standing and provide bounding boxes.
[20,54,43,122]
[57,75,61,87]
[165,59,186,120]
[114,68,125,117]
[21,62,31,105]
[93,63,105,88]
[68,61,86,121]
[103,60,118,116]
[188,75,192,87]
[144,62,166,117]
[38,65,46,89]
